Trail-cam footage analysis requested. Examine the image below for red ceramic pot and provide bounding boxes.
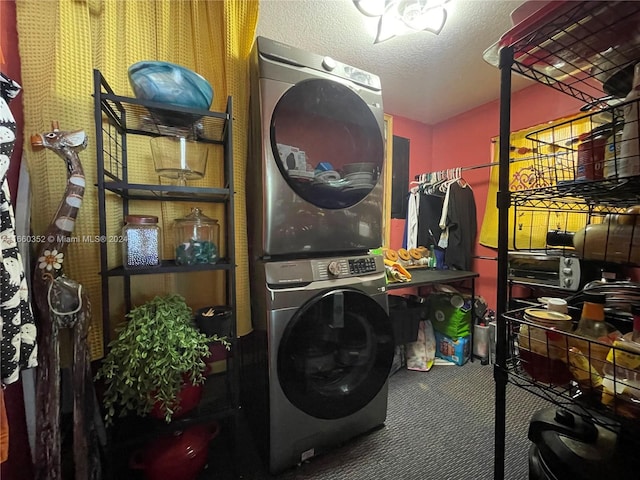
[149,381,204,421]
[130,422,220,480]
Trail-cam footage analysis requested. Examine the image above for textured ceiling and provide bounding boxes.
[256,0,534,125]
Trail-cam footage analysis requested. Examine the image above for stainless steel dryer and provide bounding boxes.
[242,253,394,474]
[247,36,385,258]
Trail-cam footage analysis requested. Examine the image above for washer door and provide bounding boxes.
[270,78,384,210]
[277,289,394,420]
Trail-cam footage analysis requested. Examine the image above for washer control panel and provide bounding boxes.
[348,256,378,275]
[312,255,382,280]
[266,255,384,284]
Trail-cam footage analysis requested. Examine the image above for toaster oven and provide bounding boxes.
[507,251,589,291]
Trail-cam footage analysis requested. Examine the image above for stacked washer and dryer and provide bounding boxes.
[244,36,395,474]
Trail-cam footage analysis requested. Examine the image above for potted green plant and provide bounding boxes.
[96,293,229,424]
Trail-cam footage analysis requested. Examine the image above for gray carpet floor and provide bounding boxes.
[260,361,550,480]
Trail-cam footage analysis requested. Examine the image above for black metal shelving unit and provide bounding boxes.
[484,2,640,479]
[92,69,240,479]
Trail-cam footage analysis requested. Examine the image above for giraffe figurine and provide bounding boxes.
[30,122,100,480]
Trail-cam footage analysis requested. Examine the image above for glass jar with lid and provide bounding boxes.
[174,207,220,265]
[122,215,162,269]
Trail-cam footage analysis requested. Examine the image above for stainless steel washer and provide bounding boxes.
[242,253,394,474]
[247,36,385,258]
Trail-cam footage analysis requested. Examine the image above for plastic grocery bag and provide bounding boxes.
[406,320,436,372]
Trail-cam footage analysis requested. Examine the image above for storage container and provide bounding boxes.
[174,208,220,265]
[122,215,161,269]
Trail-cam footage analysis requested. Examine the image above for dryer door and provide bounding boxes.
[277,289,394,420]
[270,78,384,210]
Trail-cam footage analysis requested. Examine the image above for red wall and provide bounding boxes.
[389,115,432,248]
[389,83,583,310]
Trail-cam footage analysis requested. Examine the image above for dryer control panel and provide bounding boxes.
[256,36,382,91]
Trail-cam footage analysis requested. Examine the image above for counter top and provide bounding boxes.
[386,269,478,291]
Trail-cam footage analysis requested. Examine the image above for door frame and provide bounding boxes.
[382,114,393,248]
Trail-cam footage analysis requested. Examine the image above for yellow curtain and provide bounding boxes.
[16,0,258,359]
[479,113,597,250]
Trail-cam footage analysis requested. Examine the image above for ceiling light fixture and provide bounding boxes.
[354,0,450,43]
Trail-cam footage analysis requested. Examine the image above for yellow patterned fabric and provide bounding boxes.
[479,113,594,249]
[16,0,258,359]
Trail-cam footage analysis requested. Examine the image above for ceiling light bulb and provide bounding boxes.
[400,2,426,29]
[355,0,450,43]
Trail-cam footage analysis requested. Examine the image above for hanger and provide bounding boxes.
[430,171,448,194]
[456,167,469,187]
[417,172,434,194]
[439,168,458,192]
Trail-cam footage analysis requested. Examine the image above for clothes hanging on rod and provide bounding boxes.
[407,167,477,271]
[411,171,444,249]
[431,168,462,250]
[405,187,420,250]
[416,190,444,249]
[441,182,477,271]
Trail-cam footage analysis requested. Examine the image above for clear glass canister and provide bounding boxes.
[122,215,162,269]
[174,207,220,265]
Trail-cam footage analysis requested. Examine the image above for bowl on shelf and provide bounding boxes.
[150,136,209,185]
[128,60,214,127]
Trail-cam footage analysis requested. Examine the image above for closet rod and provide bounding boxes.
[413,160,497,180]
[414,151,569,180]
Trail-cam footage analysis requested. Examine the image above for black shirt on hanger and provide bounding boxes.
[417,191,444,248]
[442,182,477,271]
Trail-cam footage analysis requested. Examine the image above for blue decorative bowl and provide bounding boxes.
[128,61,214,127]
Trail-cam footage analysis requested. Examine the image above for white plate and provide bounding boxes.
[314,170,341,182]
[288,170,315,179]
[344,172,374,181]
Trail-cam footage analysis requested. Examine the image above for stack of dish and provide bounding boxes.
[343,171,375,193]
[344,171,373,183]
[518,308,574,385]
[288,169,315,181]
[313,170,341,183]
